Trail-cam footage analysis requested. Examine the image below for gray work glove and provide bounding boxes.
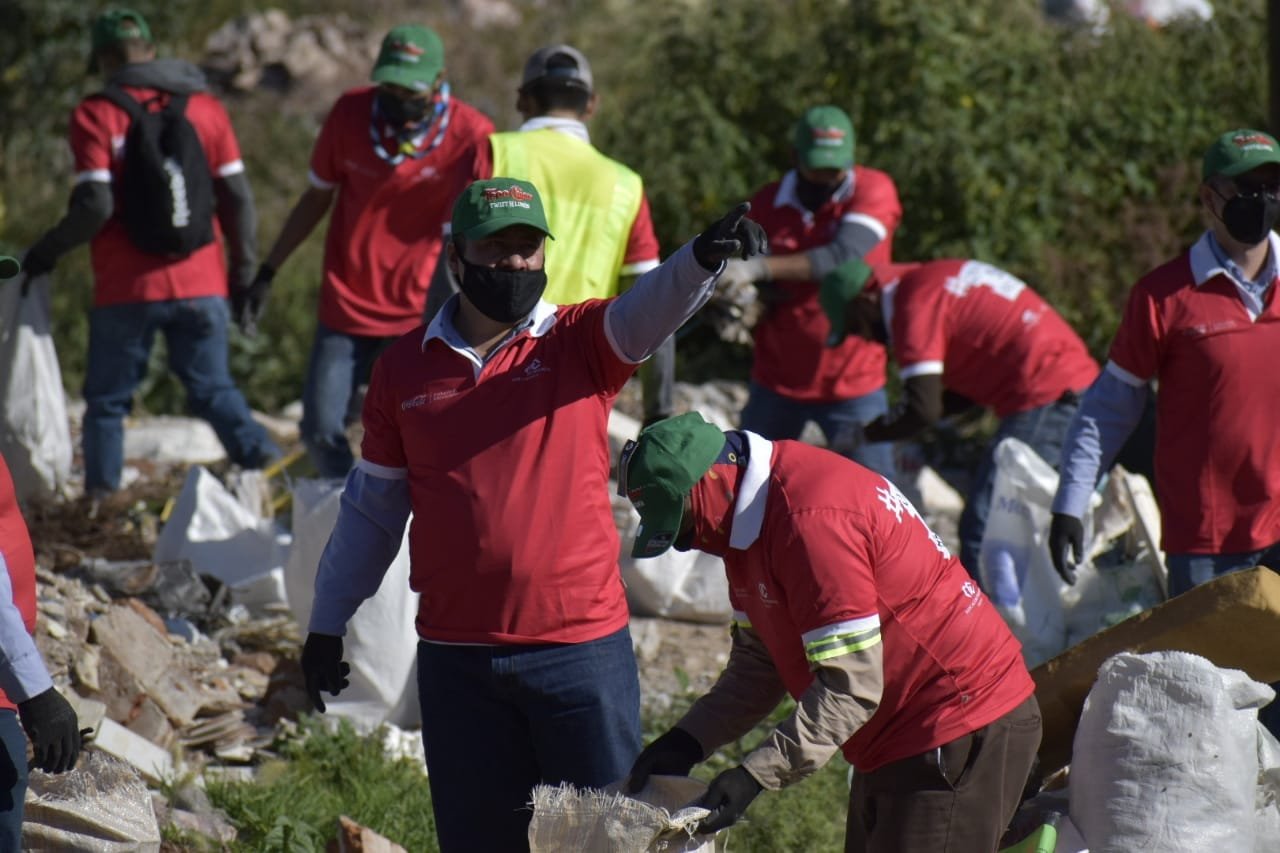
[300,632,350,713]
[693,202,768,270]
[18,687,82,773]
[1048,512,1084,585]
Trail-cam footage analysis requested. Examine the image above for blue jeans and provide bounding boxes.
[740,382,900,484]
[83,298,278,492]
[0,711,27,852]
[1166,550,1280,738]
[416,626,642,853]
[300,323,393,479]
[960,395,1080,581]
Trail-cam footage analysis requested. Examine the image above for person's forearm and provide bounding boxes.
[214,173,258,292]
[639,335,675,423]
[606,242,717,361]
[677,624,789,755]
[742,643,884,790]
[864,374,944,442]
[264,185,334,271]
[0,558,53,703]
[27,182,113,264]
[1052,365,1149,518]
[308,467,412,636]
[805,220,883,280]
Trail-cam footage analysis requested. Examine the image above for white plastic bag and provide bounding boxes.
[0,274,71,502]
[283,478,420,730]
[151,466,289,613]
[1070,651,1273,851]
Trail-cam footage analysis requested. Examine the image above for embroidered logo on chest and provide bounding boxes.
[512,357,552,382]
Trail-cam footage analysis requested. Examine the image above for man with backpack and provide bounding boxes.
[23,8,277,499]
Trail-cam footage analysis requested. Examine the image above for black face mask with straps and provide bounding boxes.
[456,260,548,324]
[1219,191,1280,245]
[375,90,432,126]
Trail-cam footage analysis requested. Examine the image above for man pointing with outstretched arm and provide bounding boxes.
[298,178,765,853]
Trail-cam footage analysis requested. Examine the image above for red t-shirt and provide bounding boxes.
[71,87,242,306]
[469,132,661,280]
[1108,234,1280,553]
[727,439,1034,771]
[885,259,1099,417]
[749,167,901,401]
[310,88,494,336]
[359,299,633,644]
[0,456,38,712]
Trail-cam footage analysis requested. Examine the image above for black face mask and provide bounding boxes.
[795,174,840,211]
[457,260,548,324]
[376,91,431,126]
[1219,191,1280,245]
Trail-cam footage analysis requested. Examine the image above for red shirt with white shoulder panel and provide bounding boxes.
[309,87,494,337]
[749,167,901,401]
[1107,232,1280,553]
[71,87,241,306]
[726,437,1034,771]
[358,298,633,643]
[884,259,1099,417]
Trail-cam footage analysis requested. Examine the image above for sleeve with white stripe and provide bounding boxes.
[739,616,885,790]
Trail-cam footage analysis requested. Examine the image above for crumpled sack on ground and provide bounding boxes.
[1070,650,1273,852]
[528,775,714,853]
[22,751,161,851]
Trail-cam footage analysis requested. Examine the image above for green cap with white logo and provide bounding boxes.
[451,178,554,241]
[372,24,445,92]
[794,105,856,171]
[1203,129,1280,180]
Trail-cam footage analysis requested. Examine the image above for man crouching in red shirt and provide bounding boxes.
[622,412,1041,852]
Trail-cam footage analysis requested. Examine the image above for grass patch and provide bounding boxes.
[205,682,850,852]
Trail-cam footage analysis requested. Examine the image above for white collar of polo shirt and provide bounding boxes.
[774,169,856,219]
[728,430,774,550]
[518,116,590,144]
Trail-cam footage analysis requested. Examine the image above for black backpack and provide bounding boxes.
[99,85,216,257]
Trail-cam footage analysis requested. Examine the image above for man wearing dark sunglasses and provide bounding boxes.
[300,178,766,852]
[1049,129,1280,731]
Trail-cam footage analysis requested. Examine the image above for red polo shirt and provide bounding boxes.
[71,87,241,306]
[727,438,1034,771]
[1108,233,1280,553]
[309,88,494,337]
[748,167,901,401]
[0,456,38,712]
[359,299,633,644]
[884,259,1099,417]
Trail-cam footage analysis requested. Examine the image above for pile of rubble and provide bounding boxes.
[201,10,380,94]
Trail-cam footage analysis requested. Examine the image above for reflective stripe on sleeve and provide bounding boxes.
[802,615,881,663]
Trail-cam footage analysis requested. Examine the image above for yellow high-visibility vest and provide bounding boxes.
[491,128,644,304]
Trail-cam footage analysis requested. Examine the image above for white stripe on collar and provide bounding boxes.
[519,116,590,144]
[421,296,559,352]
[729,430,774,550]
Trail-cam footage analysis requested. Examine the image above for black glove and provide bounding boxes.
[18,687,82,774]
[626,727,704,794]
[696,765,763,834]
[232,263,275,337]
[1048,512,1084,585]
[19,248,56,297]
[692,202,768,271]
[301,632,350,713]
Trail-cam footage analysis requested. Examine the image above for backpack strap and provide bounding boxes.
[98,84,147,121]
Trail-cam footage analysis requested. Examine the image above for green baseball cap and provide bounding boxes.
[89,8,152,72]
[451,178,554,241]
[794,105,856,171]
[372,25,445,92]
[0,256,20,280]
[820,258,875,346]
[1203,129,1280,180]
[619,412,727,559]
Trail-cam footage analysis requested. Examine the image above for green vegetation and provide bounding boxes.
[201,691,849,852]
[0,0,1268,410]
